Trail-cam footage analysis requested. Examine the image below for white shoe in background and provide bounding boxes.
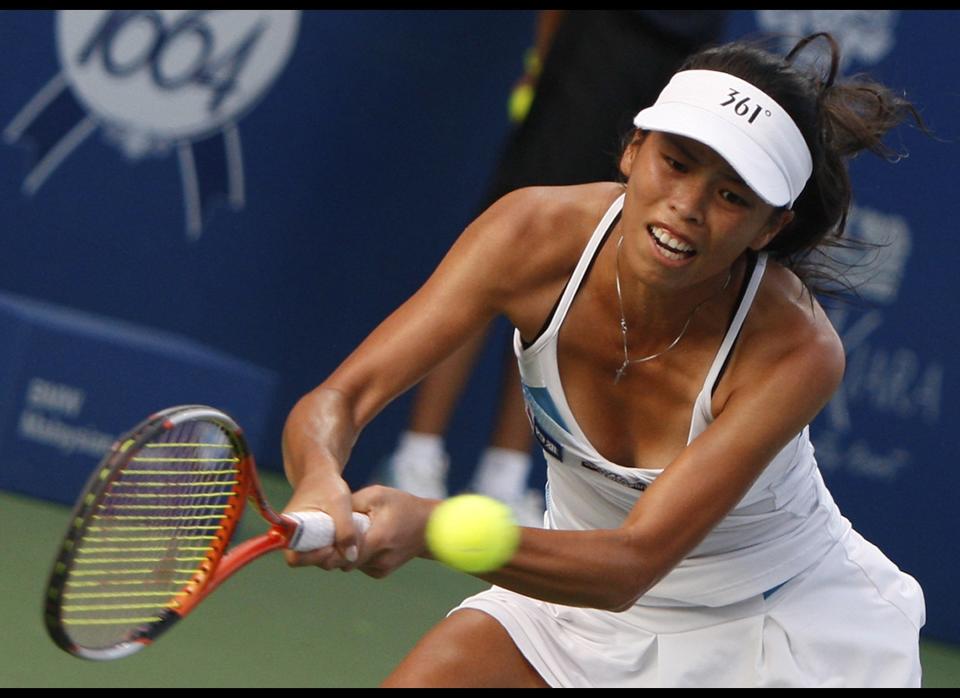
[385,449,449,500]
[380,432,450,500]
[469,447,545,527]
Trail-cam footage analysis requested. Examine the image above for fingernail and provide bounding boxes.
[345,545,358,562]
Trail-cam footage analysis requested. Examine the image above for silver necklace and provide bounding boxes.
[613,234,732,384]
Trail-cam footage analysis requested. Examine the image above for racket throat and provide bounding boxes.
[174,529,288,617]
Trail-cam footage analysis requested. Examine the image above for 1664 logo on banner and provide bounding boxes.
[4,10,301,239]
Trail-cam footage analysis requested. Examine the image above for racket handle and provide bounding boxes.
[284,511,371,552]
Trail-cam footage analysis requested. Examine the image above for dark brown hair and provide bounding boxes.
[669,33,926,299]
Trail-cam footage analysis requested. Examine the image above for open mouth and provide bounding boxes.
[648,225,696,261]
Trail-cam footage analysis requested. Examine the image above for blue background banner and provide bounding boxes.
[0,8,535,491]
[0,291,278,503]
[1,10,957,644]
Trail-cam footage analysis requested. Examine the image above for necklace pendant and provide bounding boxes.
[614,363,627,385]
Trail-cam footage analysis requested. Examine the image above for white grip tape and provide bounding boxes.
[285,511,371,552]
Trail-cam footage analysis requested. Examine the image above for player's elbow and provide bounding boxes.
[600,530,670,612]
[604,573,657,613]
[597,577,652,613]
[605,593,641,613]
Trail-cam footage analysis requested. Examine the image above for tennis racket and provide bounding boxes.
[43,404,369,661]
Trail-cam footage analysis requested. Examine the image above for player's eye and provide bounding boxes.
[721,189,750,207]
[663,155,688,173]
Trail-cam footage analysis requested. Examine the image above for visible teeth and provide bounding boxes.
[660,247,686,261]
[649,226,695,256]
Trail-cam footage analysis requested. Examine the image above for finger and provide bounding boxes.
[350,484,385,515]
[342,486,386,561]
[283,477,357,559]
[329,508,360,564]
[284,545,346,570]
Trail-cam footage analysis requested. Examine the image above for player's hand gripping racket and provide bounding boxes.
[43,404,369,661]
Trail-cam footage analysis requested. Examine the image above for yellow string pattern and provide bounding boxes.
[58,419,244,649]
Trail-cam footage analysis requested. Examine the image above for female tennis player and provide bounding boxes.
[281,33,926,687]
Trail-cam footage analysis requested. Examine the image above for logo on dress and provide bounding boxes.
[4,10,301,239]
[579,461,648,491]
[531,414,564,461]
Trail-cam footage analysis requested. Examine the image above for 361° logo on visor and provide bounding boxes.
[4,10,301,239]
[720,89,772,125]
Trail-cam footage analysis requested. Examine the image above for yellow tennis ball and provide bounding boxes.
[508,83,535,124]
[426,494,520,573]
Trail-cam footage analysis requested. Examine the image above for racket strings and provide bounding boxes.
[58,419,246,648]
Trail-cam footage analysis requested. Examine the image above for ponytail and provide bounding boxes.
[679,32,928,299]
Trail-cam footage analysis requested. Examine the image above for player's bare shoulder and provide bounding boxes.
[734,260,845,400]
[470,183,625,333]
[480,184,620,270]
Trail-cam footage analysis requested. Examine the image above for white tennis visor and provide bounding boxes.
[633,70,813,208]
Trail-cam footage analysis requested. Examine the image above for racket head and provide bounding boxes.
[43,405,261,660]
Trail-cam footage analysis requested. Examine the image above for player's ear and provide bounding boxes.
[619,130,647,178]
[749,208,794,251]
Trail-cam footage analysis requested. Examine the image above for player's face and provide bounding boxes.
[617,130,793,290]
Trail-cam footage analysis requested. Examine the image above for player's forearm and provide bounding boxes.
[534,10,566,61]
[481,526,659,612]
[282,386,359,487]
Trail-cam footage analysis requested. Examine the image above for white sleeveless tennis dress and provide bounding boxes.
[452,194,925,687]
